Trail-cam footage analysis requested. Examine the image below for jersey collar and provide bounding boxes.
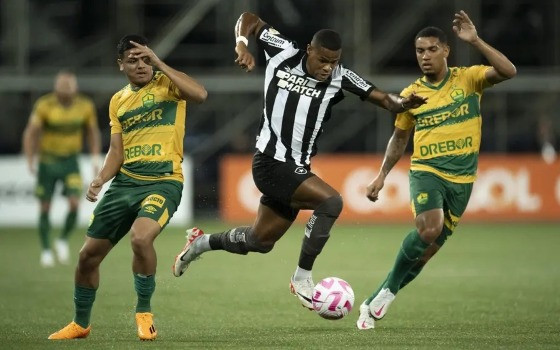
[420,68,451,90]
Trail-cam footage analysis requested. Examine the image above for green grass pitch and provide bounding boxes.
[0,222,559,349]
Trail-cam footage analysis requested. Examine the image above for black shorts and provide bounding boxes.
[252,151,314,221]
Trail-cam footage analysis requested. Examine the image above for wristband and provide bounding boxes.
[236,35,249,47]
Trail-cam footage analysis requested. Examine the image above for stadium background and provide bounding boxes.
[0,1,558,349]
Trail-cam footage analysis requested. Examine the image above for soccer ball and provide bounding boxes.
[311,277,354,320]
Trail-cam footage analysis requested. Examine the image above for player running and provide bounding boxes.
[356,11,516,330]
[172,12,426,310]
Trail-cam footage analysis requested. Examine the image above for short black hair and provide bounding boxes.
[415,26,448,44]
[117,34,149,58]
[311,29,342,51]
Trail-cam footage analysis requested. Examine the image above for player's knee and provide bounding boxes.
[246,231,275,254]
[317,195,343,218]
[130,230,153,252]
[417,226,443,243]
[77,248,99,271]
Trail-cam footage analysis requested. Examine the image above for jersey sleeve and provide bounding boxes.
[340,67,375,99]
[108,93,122,134]
[157,72,182,100]
[256,24,298,58]
[394,85,416,130]
[30,97,47,126]
[463,65,493,93]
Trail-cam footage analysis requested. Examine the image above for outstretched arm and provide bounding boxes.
[366,127,412,202]
[367,90,427,113]
[127,41,208,103]
[453,10,517,84]
[234,12,267,72]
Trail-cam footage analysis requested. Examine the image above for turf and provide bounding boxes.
[0,222,559,349]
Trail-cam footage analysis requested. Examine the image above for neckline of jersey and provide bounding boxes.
[420,68,451,90]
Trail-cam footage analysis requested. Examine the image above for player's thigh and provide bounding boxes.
[409,171,445,217]
[61,155,82,198]
[253,201,294,243]
[136,180,182,232]
[436,180,474,245]
[35,161,57,201]
[87,177,138,245]
[291,175,339,209]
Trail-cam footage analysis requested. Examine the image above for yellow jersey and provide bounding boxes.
[395,66,492,183]
[109,71,186,183]
[31,93,97,158]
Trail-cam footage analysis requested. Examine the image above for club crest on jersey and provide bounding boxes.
[294,167,308,174]
[276,70,321,98]
[416,192,429,204]
[142,93,155,108]
[450,89,464,102]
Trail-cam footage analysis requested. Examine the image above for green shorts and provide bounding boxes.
[409,170,473,245]
[35,154,81,200]
[87,172,183,245]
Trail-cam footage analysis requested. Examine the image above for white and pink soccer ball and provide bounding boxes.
[311,277,355,320]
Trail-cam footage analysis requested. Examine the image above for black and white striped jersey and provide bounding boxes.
[254,24,376,166]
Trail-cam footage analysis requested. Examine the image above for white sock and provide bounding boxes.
[293,266,312,281]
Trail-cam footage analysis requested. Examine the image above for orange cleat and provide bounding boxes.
[48,321,91,340]
[136,312,157,340]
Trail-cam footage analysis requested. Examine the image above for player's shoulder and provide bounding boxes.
[74,93,95,106]
[258,24,296,49]
[401,78,423,95]
[35,92,56,106]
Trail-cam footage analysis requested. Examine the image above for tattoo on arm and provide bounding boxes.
[381,133,408,177]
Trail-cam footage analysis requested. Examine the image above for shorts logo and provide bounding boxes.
[295,167,308,174]
[142,194,166,208]
[144,205,157,214]
[416,193,429,204]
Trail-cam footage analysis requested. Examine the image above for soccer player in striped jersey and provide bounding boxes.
[356,11,516,330]
[48,34,207,340]
[172,12,426,311]
[23,71,101,267]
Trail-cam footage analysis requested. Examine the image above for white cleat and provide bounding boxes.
[356,301,375,330]
[289,275,314,310]
[369,288,395,320]
[173,227,205,277]
[40,250,55,268]
[54,239,70,264]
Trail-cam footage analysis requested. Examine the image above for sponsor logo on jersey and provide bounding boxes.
[143,205,158,214]
[121,108,164,129]
[276,70,322,98]
[343,69,372,91]
[124,143,162,160]
[419,136,473,156]
[260,28,289,48]
[294,166,308,174]
[142,194,166,208]
[142,93,155,108]
[417,102,471,127]
[416,193,429,204]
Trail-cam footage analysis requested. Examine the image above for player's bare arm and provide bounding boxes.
[127,41,207,103]
[86,133,123,202]
[453,10,517,84]
[22,117,42,175]
[234,12,266,72]
[367,90,427,113]
[366,127,412,202]
[86,122,101,176]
